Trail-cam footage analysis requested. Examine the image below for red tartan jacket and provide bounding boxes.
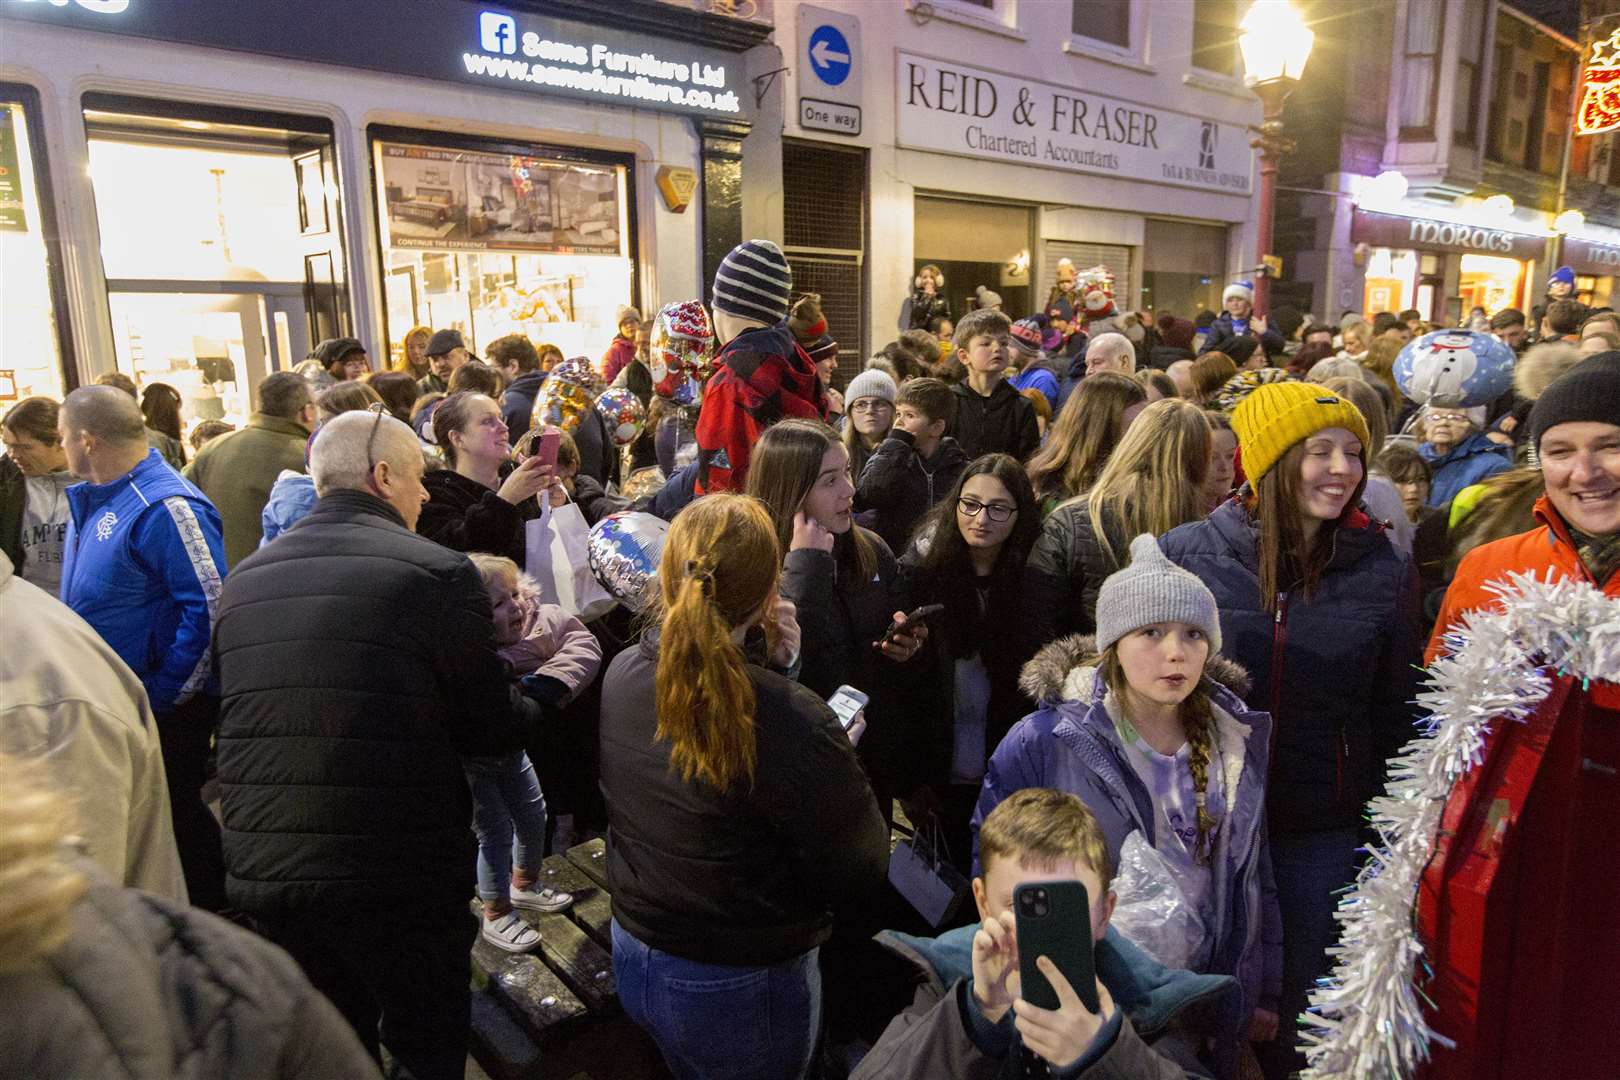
[695,323,827,493]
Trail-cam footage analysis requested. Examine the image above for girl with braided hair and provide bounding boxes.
[974,532,1282,1074]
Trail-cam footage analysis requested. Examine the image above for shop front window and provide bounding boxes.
[1141,218,1226,320]
[1458,253,1525,316]
[1363,248,1419,315]
[372,135,633,368]
[84,98,348,434]
[1,93,69,409]
[914,196,1034,323]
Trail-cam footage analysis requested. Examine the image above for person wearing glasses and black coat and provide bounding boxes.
[889,454,1043,872]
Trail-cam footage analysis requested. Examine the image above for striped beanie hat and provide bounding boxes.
[713,239,793,325]
[805,334,839,365]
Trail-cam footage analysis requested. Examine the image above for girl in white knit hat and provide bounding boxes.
[975,533,1282,1072]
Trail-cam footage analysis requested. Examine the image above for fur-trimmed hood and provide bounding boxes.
[1020,633,1253,706]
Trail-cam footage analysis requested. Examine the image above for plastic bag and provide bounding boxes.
[1108,831,1208,971]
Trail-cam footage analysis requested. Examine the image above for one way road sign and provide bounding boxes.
[797,5,862,125]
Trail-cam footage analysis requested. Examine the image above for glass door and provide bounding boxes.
[106,291,269,426]
[0,86,72,408]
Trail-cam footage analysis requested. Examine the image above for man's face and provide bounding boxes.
[447,346,472,372]
[1085,340,1131,376]
[2,425,63,476]
[1225,295,1251,319]
[1305,330,1333,349]
[429,351,453,379]
[1494,323,1527,350]
[376,444,429,530]
[973,856,1115,948]
[1541,421,1620,536]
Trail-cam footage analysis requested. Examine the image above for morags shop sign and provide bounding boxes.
[895,51,1253,194]
[1351,209,1546,260]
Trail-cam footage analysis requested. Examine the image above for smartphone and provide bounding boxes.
[532,429,561,472]
[878,603,946,648]
[1014,880,1100,1013]
[826,685,869,729]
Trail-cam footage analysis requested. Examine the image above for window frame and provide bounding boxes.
[1190,0,1242,79]
[1397,0,1447,141]
[1,83,78,392]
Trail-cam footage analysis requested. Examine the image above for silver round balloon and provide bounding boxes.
[586,511,669,611]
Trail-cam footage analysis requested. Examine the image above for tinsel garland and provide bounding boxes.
[1298,571,1620,1079]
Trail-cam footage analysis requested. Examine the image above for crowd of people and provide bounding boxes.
[1,239,1616,1080]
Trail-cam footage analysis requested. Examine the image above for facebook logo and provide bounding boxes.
[480,11,517,55]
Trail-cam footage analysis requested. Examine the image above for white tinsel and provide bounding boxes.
[1298,572,1620,1079]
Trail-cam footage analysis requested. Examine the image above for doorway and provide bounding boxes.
[913,196,1034,324]
[83,95,349,432]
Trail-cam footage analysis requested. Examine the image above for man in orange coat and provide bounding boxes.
[1427,354,1619,702]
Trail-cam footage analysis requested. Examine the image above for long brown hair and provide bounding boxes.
[1099,646,1218,864]
[1251,439,1368,611]
[1086,398,1211,567]
[654,494,782,791]
[1026,371,1146,503]
[746,419,877,582]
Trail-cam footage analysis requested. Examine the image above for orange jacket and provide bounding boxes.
[1427,496,1619,705]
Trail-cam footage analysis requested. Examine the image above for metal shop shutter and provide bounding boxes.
[1040,242,1133,311]
[783,138,867,389]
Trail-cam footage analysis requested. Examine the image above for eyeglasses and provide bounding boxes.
[365,401,386,474]
[957,497,1016,522]
[850,399,893,413]
[1427,412,1469,424]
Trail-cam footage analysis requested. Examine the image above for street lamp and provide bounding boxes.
[1238,0,1314,315]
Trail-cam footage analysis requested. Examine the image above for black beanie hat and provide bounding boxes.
[1529,352,1620,451]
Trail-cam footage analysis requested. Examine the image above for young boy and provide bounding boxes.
[855,377,967,553]
[1007,317,1061,413]
[694,239,827,492]
[950,309,1041,462]
[853,788,1237,1078]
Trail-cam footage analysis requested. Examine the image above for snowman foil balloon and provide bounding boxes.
[1394,329,1515,408]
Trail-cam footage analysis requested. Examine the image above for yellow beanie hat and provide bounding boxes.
[1230,381,1372,483]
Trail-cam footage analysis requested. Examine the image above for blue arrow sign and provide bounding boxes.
[807,24,852,87]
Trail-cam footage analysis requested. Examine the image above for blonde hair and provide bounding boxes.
[1026,371,1146,503]
[0,754,88,973]
[1099,647,1219,864]
[978,788,1115,891]
[655,494,782,791]
[1323,376,1389,466]
[467,552,519,592]
[1086,398,1212,567]
[1360,335,1403,398]
[396,325,433,373]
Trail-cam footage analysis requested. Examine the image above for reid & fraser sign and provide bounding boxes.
[894,51,1253,194]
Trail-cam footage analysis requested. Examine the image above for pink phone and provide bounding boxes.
[533,429,561,472]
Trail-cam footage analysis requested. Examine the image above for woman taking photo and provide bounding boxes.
[1024,370,1147,515]
[1159,381,1422,1079]
[893,454,1041,869]
[417,391,561,566]
[1027,398,1212,646]
[600,494,889,1080]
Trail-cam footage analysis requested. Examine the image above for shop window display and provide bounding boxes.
[374,139,632,365]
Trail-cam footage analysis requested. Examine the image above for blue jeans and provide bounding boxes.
[1259,826,1362,1080]
[611,920,821,1080]
[464,752,548,902]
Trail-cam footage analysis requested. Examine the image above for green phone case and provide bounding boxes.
[1013,879,1100,1013]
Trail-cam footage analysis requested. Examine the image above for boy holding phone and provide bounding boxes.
[853,788,1237,1079]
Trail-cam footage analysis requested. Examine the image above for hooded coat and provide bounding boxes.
[851,922,1240,1080]
[973,639,1282,1049]
[1158,497,1423,834]
[1419,431,1513,507]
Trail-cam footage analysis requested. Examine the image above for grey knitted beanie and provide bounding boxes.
[1094,534,1222,654]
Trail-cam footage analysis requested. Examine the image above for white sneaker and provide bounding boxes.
[482,911,541,953]
[510,882,574,913]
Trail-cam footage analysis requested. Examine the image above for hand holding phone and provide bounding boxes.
[1010,880,1112,1069]
[875,604,942,659]
[826,685,868,730]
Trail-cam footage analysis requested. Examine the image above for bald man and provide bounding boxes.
[1084,331,1137,376]
[59,384,228,910]
[213,410,546,1079]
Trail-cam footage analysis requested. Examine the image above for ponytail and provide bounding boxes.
[655,566,759,791]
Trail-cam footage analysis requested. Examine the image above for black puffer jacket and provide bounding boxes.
[0,453,22,570]
[0,862,379,1079]
[855,429,969,554]
[599,637,889,966]
[950,381,1040,463]
[214,489,541,913]
[417,466,540,567]
[1160,496,1423,834]
[1024,499,1131,647]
